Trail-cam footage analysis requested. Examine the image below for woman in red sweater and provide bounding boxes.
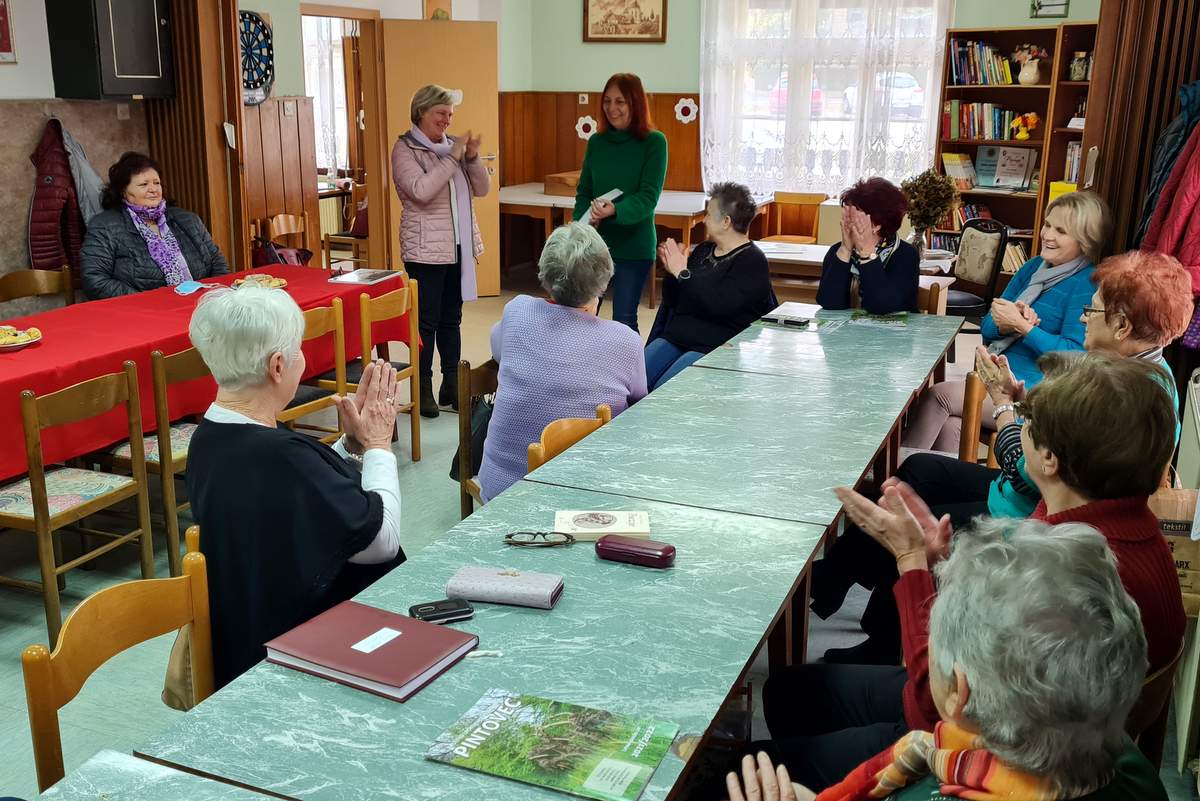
[759,351,1184,791]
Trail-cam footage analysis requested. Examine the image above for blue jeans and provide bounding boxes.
[645,338,704,390]
[608,259,653,331]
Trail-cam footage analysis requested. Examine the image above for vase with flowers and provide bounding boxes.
[1012,44,1050,85]
[901,169,959,260]
[1010,112,1041,140]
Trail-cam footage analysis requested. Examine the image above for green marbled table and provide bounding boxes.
[39,750,268,800]
[136,481,825,801]
[525,321,956,528]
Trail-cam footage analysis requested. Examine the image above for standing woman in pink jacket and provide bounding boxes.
[391,84,490,417]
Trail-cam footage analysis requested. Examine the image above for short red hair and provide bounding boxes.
[1094,250,1193,346]
[600,73,653,140]
[840,177,908,240]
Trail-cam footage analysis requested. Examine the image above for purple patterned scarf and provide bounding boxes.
[125,200,193,286]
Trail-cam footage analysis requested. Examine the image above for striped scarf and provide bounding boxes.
[816,722,1072,801]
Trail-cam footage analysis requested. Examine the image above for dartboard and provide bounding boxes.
[239,11,274,106]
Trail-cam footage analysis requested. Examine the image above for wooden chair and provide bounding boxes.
[457,358,499,519]
[527,405,612,472]
[0,265,74,306]
[317,284,422,461]
[185,523,200,554]
[917,282,947,316]
[111,348,211,577]
[946,218,1008,321]
[279,299,347,444]
[0,361,155,646]
[253,213,315,259]
[958,371,1000,466]
[1126,644,1185,769]
[762,192,827,245]
[22,548,212,791]
[322,197,369,272]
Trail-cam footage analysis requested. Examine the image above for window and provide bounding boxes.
[302,16,350,174]
[700,0,952,196]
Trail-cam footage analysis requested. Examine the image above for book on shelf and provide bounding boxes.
[1064,140,1083,183]
[976,146,1038,189]
[938,203,993,232]
[554,511,651,541]
[264,600,478,702]
[942,153,977,189]
[426,688,678,801]
[943,102,1024,141]
[1003,241,1031,274]
[949,38,1015,86]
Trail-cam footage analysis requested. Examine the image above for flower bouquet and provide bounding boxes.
[901,169,959,256]
[1010,112,1041,140]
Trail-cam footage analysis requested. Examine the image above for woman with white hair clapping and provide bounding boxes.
[186,285,405,690]
[725,519,1167,801]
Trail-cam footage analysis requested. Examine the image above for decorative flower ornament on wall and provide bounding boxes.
[674,97,698,124]
[576,116,598,140]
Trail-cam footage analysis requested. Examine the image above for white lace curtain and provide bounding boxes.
[302,16,352,174]
[700,0,952,197]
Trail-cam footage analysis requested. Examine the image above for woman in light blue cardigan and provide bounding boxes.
[902,192,1111,453]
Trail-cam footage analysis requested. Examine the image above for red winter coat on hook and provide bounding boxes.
[1143,123,1200,292]
[28,118,84,273]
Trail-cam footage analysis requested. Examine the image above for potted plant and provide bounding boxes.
[901,169,959,259]
[1012,44,1050,85]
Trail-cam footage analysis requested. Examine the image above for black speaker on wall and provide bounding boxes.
[44,0,175,100]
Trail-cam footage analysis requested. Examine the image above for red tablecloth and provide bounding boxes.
[0,266,417,482]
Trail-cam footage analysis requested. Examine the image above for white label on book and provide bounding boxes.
[582,758,643,796]
[351,627,401,654]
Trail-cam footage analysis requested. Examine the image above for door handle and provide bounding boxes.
[479,153,497,161]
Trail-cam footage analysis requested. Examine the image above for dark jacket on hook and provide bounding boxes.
[28,118,84,273]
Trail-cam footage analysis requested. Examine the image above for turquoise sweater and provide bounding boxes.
[572,129,668,261]
[980,257,1094,386]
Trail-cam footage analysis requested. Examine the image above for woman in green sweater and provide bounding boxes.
[573,72,668,332]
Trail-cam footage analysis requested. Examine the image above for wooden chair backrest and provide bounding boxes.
[771,192,828,238]
[151,348,212,475]
[0,265,73,305]
[1126,643,1185,766]
[958,371,986,463]
[268,213,307,239]
[918,282,947,316]
[953,218,1008,303]
[21,550,213,791]
[186,524,200,554]
[457,358,499,508]
[20,362,147,515]
[359,282,417,370]
[527,405,612,472]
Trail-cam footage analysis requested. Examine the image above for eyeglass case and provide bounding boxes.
[595,535,676,569]
[446,566,565,610]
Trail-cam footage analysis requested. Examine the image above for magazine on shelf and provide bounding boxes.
[427,688,678,801]
[941,153,977,190]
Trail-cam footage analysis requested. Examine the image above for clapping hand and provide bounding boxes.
[657,238,687,277]
[834,481,950,571]
[464,130,482,160]
[989,299,1033,336]
[724,753,814,801]
[335,359,402,454]
[974,344,1025,404]
[450,135,467,162]
[1015,300,1040,329]
[590,197,616,224]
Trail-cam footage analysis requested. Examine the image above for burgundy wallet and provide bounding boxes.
[595,535,676,568]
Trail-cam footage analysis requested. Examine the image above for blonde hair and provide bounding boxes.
[1045,191,1112,264]
[410,84,459,125]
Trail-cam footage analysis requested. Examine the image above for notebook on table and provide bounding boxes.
[264,600,477,702]
[328,269,404,285]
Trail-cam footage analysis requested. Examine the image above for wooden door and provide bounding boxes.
[382,20,499,295]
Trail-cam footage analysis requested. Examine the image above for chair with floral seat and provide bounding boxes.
[0,360,155,646]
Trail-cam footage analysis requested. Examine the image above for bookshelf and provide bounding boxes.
[933,22,1098,264]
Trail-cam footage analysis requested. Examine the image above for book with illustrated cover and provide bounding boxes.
[554,511,650,541]
[427,688,678,801]
[941,153,976,189]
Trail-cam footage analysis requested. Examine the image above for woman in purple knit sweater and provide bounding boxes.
[479,223,648,501]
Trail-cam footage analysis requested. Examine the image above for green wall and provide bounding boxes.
[501,0,534,90]
[953,0,1101,27]
[240,0,306,97]
[528,0,701,92]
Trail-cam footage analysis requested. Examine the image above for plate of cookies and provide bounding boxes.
[232,274,288,289]
[0,325,43,352]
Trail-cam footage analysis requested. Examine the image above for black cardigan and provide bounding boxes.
[648,241,778,353]
[815,240,919,314]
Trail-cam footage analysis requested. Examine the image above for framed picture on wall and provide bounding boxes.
[0,0,17,63]
[1030,0,1069,17]
[583,0,667,44]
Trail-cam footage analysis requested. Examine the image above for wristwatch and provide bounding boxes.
[677,268,692,281]
[992,403,1016,422]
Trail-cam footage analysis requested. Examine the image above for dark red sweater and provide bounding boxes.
[895,496,1186,730]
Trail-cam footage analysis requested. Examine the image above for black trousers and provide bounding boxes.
[405,253,463,378]
[814,453,998,649]
[757,664,909,792]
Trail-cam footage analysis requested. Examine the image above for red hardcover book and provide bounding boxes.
[264,600,478,702]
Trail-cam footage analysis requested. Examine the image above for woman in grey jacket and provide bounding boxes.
[81,152,228,300]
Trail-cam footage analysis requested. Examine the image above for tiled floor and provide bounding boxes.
[0,275,1195,799]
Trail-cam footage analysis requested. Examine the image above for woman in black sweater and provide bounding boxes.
[645,182,777,390]
[816,177,919,314]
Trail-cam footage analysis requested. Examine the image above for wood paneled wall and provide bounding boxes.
[500,92,702,191]
[242,97,321,249]
[145,0,235,262]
